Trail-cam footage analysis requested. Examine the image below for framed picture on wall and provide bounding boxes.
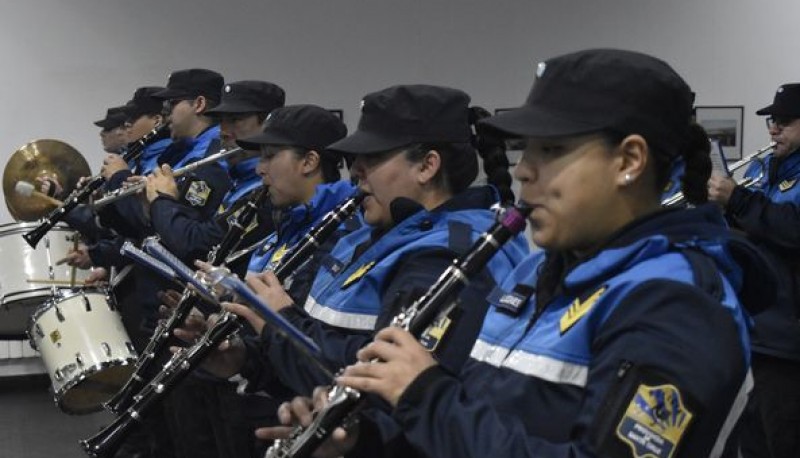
[695,105,744,160]
[328,109,344,121]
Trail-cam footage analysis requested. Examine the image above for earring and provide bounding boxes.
[624,173,633,184]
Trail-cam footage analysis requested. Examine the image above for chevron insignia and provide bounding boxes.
[779,179,797,192]
[559,286,606,334]
[342,261,376,289]
[269,244,289,265]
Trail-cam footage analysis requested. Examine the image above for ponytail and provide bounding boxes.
[679,122,712,205]
[469,107,515,205]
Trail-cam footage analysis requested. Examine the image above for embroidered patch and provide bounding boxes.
[341,261,376,289]
[616,383,693,458]
[559,286,606,334]
[779,179,797,192]
[185,180,211,207]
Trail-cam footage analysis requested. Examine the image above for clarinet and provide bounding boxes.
[22,123,170,248]
[265,205,531,458]
[81,192,364,458]
[104,186,270,415]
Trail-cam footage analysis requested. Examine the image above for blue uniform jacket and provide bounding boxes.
[133,137,172,175]
[388,205,776,458]
[82,136,174,268]
[222,157,262,210]
[726,149,800,361]
[147,125,234,262]
[247,180,360,301]
[253,186,530,396]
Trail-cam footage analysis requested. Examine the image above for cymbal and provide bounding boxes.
[3,139,91,221]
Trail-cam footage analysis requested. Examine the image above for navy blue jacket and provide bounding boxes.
[369,205,776,458]
[726,149,800,361]
[147,125,233,263]
[247,186,530,397]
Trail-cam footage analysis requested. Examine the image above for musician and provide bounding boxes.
[272,50,775,458]
[218,86,529,421]
[54,90,172,282]
[122,86,172,175]
[240,104,354,300]
[95,105,130,154]
[201,80,286,275]
[153,79,287,458]
[708,83,800,457]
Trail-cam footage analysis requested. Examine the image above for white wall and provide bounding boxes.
[0,0,798,223]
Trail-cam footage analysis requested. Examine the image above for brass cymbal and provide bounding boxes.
[3,139,91,221]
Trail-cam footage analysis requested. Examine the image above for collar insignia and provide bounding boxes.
[342,261,376,289]
[559,286,605,335]
[269,244,289,265]
[779,178,797,192]
[616,383,693,458]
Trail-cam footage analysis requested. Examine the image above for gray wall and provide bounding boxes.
[0,0,798,223]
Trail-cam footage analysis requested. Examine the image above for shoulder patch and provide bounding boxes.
[185,180,211,207]
[779,178,797,192]
[559,285,605,335]
[341,261,376,289]
[616,383,693,458]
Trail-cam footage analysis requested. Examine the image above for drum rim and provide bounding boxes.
[53,356,138,415]
[28,287,110,322]
[0,221,76,236]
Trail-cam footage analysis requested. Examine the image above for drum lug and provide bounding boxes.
[35,323,44,339]
[101,342,112,358]
[53,369,63,382]
[56,306,65,322]
[75,353,84,367]
[83,295,91,312]
[126,342,136,355]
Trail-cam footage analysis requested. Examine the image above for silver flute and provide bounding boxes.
[92,147,244,209]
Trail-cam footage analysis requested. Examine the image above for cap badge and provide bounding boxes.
[778,87,785,93]
[225,85,232,93]
[536,62,547,78]
[359,100,365,111]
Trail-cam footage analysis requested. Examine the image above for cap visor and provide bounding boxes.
[327,130,410,154]
[206,101,260,116]
[152,88,189,100]
[755,103,774,116]
[236,130,297,151]
[481,105,607,138]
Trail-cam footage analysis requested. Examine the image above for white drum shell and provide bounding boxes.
[29,289,137,414]
[0,222,92,336]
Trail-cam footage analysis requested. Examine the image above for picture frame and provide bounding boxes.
[328,109,344,121]
[695,105,744,160]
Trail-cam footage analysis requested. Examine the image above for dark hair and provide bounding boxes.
[470,107,515,205]
[284,146,341,183]
[401,107,515,205]
[678,123,712,205]
[604,122,711,206]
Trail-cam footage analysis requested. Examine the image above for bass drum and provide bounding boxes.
[0,222,91,338]
[29,288,137,414]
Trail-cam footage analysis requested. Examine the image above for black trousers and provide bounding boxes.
[739,353,800,458]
